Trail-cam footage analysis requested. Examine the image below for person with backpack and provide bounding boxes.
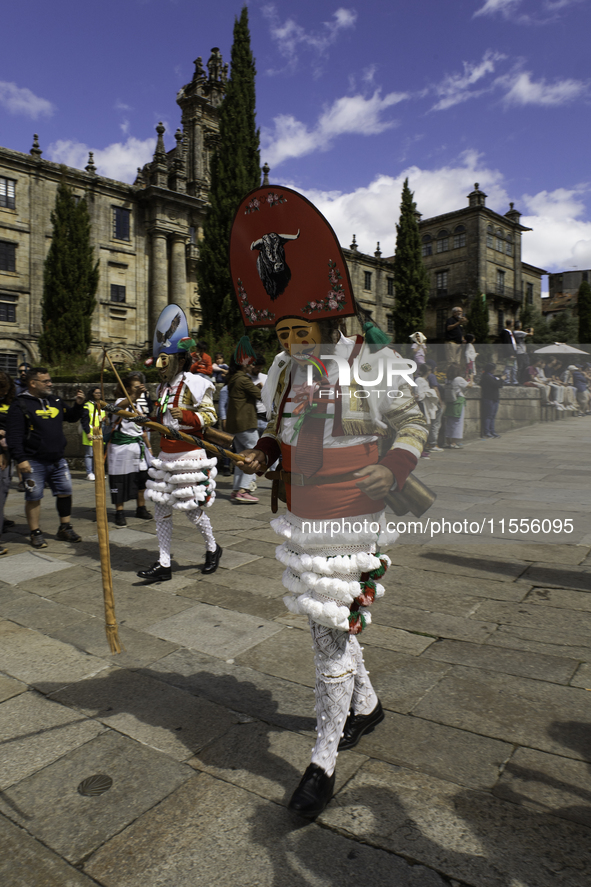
[443,363,472,449]
[6,367,84,548]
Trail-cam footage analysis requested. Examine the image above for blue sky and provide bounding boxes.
[2,0,591,285]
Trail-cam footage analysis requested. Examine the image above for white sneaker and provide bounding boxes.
[430,446,444,453]
[87,473,95,481]
[249,479,258,492]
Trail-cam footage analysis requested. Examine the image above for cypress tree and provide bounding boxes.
[198,6,260,338]
[466,293,490,342]
[577,280,591,343]
[39,172,99,363]
[391,179,430,346]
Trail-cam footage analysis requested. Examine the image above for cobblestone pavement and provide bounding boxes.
[0,419,590,887]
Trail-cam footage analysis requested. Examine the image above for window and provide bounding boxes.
[0,241,16,272]
[526,282,534,305]
[189,226,196,244]
[0,294,16,323]
[364,271,372,290]
[436,309,446,338]
[505,241,513,256]
[421,235,432,257]
[110,284,126,303]
[486,225,494,249]
[0,178,16,210]
[495,230,504,252]
[496,269,505,295]
[497,309,505,334]
[436,230,449,253]
[112,207,131,241]
[453,232,466,248]
[583,272,589,283]
[0,351,18,375]
[387,277,394,296]
[387,315,394,334]
[436,270,448,296]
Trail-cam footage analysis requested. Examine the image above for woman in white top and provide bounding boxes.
[443,363,472,448]
[410,331,427,367]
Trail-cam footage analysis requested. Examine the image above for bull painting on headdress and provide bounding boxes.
[250,229,300,300]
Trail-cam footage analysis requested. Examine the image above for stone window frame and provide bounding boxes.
[436,229,449,253]
[0,177,16,210]
[436,269,448,296]
[486,224,494,249]
[526,282,534,305]
[110,284,126,303]
[364,271,372,291]
[386,314,394,334]
[495,228,505,252]
[0,292,17,323]
[386,277,394,296]
[453,225,466,249]
[0,240,17,273]
[496,269,506,295]
[112,206,131,242]
[421,234,432,257]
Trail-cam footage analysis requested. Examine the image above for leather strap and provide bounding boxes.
[269,469,362,487]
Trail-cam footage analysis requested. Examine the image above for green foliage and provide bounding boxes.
[517,306,580,345]
[197,6,260,340]
[577,280,591,344]
[391,179,430,347]
[39,172,99,362]
[198,326,278,372]
[466,294,489,343]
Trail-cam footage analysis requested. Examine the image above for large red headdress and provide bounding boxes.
[229,185,357,328]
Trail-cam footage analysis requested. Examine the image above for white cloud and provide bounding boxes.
[474,0,583,22]
[501,70,588,105]
[288,152,591,273]
[262,90,408,166]
[0,81,55,118]
[47,136,156,183]
[431,50,506,111]
[262,5,357,72]
[474,0,522,17]
[520,187,591,269]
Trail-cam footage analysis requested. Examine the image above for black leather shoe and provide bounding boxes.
[338,700,384,751]
[288,764,335,820]
[201,544,223,575]
[137,561,172,582]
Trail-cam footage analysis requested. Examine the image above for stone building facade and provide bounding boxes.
[0,50,226,373]
[416,184,546,339]
[341,184,547,342]
[543,268,590,319]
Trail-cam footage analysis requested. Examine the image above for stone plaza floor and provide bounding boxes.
[0,418,590,886]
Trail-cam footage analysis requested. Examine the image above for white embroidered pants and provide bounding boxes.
[309,620,378,776]
[154,502,217,567]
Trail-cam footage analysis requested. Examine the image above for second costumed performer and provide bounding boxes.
[137,304,222,581]
[230,186,427,818]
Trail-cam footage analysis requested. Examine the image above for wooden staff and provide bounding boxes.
[101,405,244,464]
[90,400,123,654]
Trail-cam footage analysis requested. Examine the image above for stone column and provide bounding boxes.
[170,234,187,312]
[150,231,168,334]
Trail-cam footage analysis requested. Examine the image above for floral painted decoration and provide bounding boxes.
[245,197,261,215]
[266,192,287,207]
[236,278,275,324]
[301,259,348,315]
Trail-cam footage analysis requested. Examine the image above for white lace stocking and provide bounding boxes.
[154,503,173,567]
[187,507,217,552]
[350,636,378,716]
[309,621,355,777]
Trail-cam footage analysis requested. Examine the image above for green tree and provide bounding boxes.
[39,172,99,363]
[577,280,591,344]
[391,179,430,347]
[197,5,260,339]
[466,293,490,342]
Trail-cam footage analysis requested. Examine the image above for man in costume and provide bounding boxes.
[229,186,427,818]
[137,304,222,581]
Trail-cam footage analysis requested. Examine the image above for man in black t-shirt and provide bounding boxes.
[7,367,84,549]
[445,307,467,364]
